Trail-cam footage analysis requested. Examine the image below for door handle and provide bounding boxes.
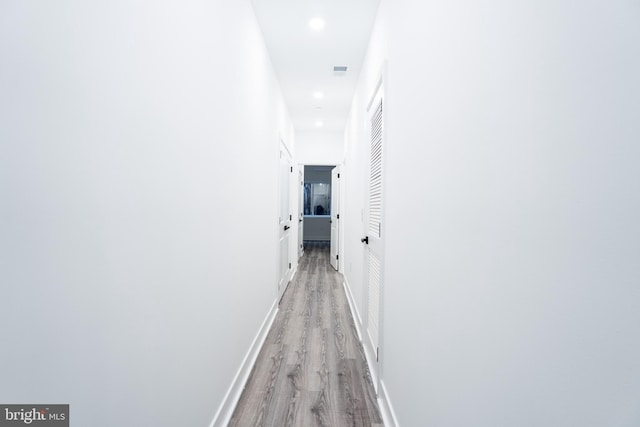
[361,236,369,244]
[284,225,290,231]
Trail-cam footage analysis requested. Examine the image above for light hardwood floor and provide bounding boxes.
[229,242,383,427]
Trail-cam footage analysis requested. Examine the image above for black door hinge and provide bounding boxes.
[289,262,291,269]
[291,166,293,172]
[338,173,340,178]
[336,255,339,260]
[337,214,340,219]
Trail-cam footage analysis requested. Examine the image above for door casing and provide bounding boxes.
[330,166,340,271]
[278,140,293,301]
[362,75,385,394]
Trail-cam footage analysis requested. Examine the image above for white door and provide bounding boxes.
[330,167,340,270]
[298,167,304,260]
[278,142,293,299]
[363,84,384,392]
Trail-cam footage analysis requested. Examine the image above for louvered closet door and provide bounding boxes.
[363,85,384,393]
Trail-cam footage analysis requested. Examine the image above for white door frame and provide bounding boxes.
[362,73,386,394]
[299,163,341,254]
[330,166,340,270]
[278,140,294,301]
[297,165,304,260]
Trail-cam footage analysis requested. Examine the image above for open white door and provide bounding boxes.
[298,166,304,260]
[362,82,384,393]
[330,167,340,270]
[278,141,293,300]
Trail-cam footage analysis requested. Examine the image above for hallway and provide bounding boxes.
[229,243,383,426]
[2,1,639,426]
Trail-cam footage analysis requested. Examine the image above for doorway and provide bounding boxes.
[278,140,293,301]
[301,165,340,271]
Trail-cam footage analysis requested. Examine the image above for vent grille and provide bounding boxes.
[333,65,348,76]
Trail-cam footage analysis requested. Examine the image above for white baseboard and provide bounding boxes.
[379,379,400,427]
[343,278,378,388]
[343,279,398,427]
[209,300,279,427]
[304,237,331,241]
[342,278,363,336]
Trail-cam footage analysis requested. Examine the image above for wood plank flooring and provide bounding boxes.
[229,242,383,427]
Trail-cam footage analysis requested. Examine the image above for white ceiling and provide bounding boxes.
[251,0,381,132]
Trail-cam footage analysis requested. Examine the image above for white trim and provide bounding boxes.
[209,300,279,427]
[362,333,380,394]
[343,276,378,389]
[344,273,378,389]
[366,75,384,113]
[342,278,363,339]
[280,135,293,159]
[379,379,400,427]
[344,278,397,426]
[304,236,331,241]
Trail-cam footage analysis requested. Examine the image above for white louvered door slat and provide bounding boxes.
[368,99,383,239]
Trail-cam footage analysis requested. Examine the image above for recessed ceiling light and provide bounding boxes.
[308,17,325,30]
[315,121,324,127]
[313,91,324,99]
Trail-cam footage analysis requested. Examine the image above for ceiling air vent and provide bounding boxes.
[333,65,348,76]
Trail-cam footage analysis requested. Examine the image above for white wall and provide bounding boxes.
[344,0,640,426]
[0,1,292,426]
[295,130,344,165]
